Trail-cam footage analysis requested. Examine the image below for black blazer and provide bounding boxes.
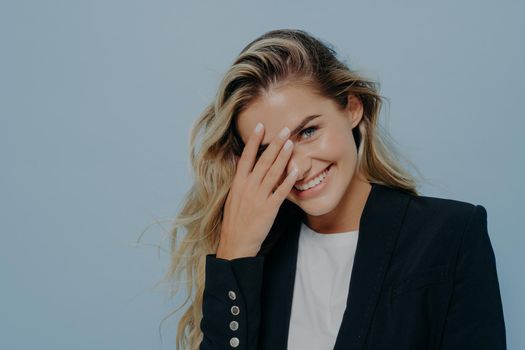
[199,183,506,349]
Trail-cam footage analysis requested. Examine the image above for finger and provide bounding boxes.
[236,122,265,178]
[270,164,299,203]
[251,126,290,184]
[260,138,294,195]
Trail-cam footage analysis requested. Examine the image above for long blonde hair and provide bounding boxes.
[164,29,422,349]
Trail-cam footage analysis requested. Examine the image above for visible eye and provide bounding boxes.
[299,126,318,140]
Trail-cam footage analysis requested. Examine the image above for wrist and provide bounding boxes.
[216,242,260,260]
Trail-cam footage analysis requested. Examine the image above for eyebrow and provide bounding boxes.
[257,114,322,152]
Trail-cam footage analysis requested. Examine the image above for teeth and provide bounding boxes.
[294,167,329,191]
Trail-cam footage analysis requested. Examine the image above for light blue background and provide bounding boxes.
[1,1,523,349]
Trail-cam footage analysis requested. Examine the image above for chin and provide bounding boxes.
[302,202,339,216]
[287,195,341,217]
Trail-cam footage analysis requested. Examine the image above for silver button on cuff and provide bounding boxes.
[228,290,237,300]
[230,305,240,316]
[229,320,239,331]
[229,337,240,348]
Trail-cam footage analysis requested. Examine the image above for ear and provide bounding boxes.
[345,94,364,129]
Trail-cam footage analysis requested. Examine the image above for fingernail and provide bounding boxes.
[279,126,290,139]
[283,139,293,151]
[289,168,298,177]
[254,122,263,134]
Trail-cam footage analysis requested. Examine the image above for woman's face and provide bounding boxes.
[235,82,364,217]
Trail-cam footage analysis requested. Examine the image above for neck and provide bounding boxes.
[304,174,372,234]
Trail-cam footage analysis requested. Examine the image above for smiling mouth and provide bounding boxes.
[294,164,332,191]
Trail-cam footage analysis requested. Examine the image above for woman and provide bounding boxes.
[166,29,506,349]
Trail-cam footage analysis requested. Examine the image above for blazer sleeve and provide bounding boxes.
[199,253,264,350]
[440,205,507,349]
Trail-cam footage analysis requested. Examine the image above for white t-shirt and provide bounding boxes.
[287,221,359,350]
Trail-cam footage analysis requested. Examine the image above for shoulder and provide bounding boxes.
[388,187,490,264]
[366,183,488,243]
[405,189,484,231]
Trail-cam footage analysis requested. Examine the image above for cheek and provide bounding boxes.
[318,130,356,159]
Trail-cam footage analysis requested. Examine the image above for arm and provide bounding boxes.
[199,254,264,350]
[440,205,506,349]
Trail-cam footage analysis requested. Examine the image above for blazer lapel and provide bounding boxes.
[333,183,410,350]
[258,183,411,350]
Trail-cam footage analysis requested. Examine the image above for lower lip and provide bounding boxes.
[292,164,333,199]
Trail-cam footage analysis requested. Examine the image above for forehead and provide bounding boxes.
[235,84,331,144]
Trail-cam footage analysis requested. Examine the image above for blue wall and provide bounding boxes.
[1,1,523,349]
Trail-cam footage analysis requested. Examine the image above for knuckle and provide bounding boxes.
[239,190,253,205]
[265,166,279,180]
[257,156,271,168]
[239,182,251,195]
[272,140,284,151]
[233,180,249,198]
[231,177,242,190]
[265,142,279,155]
[270,189,283,202]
